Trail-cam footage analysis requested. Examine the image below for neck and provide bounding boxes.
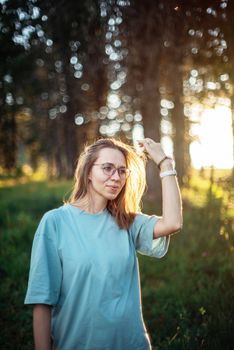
[73,194,107,214]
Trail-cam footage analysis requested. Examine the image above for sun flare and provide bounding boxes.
[190,105,233,169]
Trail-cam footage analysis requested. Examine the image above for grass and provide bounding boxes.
[0,171,233,349]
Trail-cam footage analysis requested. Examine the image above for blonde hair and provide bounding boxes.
[67,138,147,229]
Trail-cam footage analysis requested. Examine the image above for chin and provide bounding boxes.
[105,192,121,200]
[106,194,119,200]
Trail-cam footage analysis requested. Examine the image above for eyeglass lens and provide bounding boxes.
[102,164,129,178]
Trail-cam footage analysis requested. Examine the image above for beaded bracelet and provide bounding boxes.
[157,156,173,169]
[160,169,177,178]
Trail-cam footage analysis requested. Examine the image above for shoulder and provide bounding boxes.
[131,212,157,225]
[129,212,158,233]
[35,206,66,241]
[42,205,67,219]
[38,205,67,229]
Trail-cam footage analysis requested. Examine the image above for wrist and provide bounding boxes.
[160,169,177,179]
[160,159,174,172]
[157,156,174,169]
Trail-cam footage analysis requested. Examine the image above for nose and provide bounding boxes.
[111,169,121,180]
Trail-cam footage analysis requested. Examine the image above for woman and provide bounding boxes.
[24,137,182,350]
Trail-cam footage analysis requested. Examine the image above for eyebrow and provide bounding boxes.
[103,162,127,168]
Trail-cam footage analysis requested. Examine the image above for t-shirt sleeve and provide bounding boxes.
[128,213,170,258]
[24,210,62,306]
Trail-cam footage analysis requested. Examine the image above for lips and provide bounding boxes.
[107,185,119,191]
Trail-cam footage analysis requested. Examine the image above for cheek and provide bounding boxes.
[89,170,106,186]
[119,181,126,193]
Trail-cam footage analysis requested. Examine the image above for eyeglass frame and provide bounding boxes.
[92,162,131,179]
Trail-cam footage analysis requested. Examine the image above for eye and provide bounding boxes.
[103,165,114,173]
[119,168,127,175]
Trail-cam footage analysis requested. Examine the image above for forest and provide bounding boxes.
[0,0,233,349]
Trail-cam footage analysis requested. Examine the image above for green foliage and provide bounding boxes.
[0,181,71,350]
[140,172,234,349]
[0,178,234,349]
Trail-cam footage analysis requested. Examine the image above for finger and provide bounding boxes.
[136,140,145,147]
[137,139,150,144]
[136,140,152,157]
[142,138,153,147]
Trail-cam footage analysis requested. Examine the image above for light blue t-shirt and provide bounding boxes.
[24,204,170,350]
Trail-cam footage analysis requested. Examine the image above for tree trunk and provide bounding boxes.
[171,66,185,186]
[141,86,162,205]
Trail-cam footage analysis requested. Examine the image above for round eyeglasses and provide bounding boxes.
[93,163,131,179]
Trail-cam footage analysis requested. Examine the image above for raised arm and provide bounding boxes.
[33,304,52,350]
[137,138,183,238]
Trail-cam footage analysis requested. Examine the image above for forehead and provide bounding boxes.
[96,147,126,166]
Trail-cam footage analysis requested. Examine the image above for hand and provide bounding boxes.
[137,138,167,165]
